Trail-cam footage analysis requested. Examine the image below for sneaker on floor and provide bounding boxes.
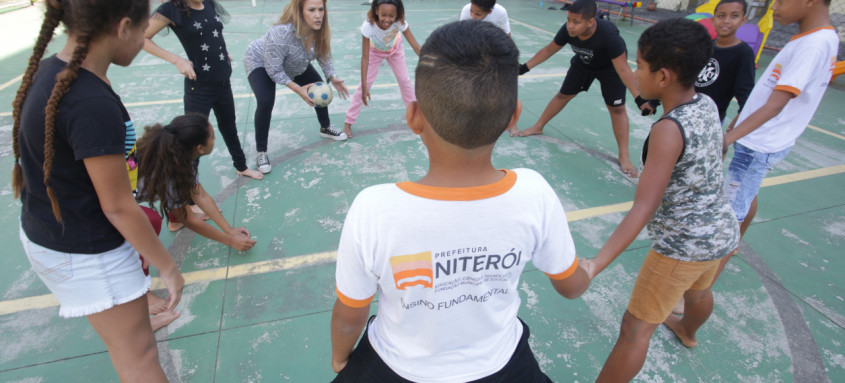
[319,125,348,141]
[257,151,271,173]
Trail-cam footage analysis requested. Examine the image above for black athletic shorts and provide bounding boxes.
[560,57,627,107]
[332,317,552,383]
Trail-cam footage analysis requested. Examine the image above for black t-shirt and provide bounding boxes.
[155,0,232,82]
[694,41,756,122]
[19,55,136,254]
[553,19,627,70]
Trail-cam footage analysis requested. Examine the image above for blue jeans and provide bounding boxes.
[724,143,791,222]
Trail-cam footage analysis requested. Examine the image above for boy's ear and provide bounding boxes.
[506,100,523,132]
[658,67,672,88]
[406,101,426,135]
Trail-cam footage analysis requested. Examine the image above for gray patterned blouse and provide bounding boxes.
[243,23,335,85]
[643,94,740,262]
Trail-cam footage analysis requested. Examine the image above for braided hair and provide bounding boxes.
[11,0,149,223]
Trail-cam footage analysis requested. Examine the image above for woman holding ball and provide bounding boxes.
[244,0,349,174]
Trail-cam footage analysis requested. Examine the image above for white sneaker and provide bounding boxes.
[319,125,348,141]
[256,152,271,173]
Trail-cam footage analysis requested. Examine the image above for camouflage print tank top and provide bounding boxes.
[642,94,740,262]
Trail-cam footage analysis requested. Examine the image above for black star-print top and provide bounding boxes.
[155,0,231,82]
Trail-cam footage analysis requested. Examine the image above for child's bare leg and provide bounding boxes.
[663,287,713,348]
[739,196,758,237]
[147,291,168,315]
[608,104,637,178]
[150,310,180,332]
[518,92,575,136]
[343,123,353,138]
[87,296,167,382]
[596,310,659,382]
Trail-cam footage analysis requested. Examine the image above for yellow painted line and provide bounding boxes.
[807,124,845,142]
[0,74,22,92]
[1,166,844,316]
[566,201,633,222]
[761,164,845,187]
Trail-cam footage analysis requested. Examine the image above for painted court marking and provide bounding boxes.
[1,163,843,317]
[0,74,22,92]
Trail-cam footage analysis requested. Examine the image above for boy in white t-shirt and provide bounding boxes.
[720,0,837,247]
[330,20,589,383]
[460,0,511,36]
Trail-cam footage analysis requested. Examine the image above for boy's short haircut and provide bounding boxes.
[569,0,598,20]
[715,0,748,15]
[471,0,497,13]
[638,18,713,89]
[415,20,519,149]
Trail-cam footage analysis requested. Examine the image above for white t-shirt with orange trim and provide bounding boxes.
[736,26,838,153]
[335,168,577,383]
[459,3,511,34]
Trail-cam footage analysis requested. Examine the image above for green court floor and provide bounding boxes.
[0,0,843,382]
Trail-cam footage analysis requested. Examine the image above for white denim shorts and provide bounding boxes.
[20,226,151,318]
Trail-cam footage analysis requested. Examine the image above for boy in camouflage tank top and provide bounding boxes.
[581,19,740,382]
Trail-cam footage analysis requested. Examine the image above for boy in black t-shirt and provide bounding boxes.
[694,0,756,126]
[517,0,657,178]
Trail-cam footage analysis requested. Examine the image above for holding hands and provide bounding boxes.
[635,95,661,116]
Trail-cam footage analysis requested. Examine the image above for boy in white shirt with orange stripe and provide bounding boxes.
[330,20,590,383]
[719,0,837,259]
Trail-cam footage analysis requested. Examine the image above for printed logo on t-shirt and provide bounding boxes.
[695,58,720,87]
[571,46,594,64]
[390,251,434,290]
[395,246,523,311]
[765,63,783,88]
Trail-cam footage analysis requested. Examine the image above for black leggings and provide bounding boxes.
[248,64,330,153]
[183,78,247,171]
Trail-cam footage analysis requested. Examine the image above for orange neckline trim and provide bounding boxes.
[396,170,517,201]
[790,26,835,41]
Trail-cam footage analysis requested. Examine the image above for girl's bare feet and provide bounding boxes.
[507,126,520,137]
[150,310,180,332]
[343,123,353,138]
[147,292,169,315]
[237,168,264,180]
[168,221,184,232]
[517,125,544,136]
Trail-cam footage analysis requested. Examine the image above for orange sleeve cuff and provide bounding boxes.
[336,288,374,308]
[774,85,800,97]
[544,258,579,280]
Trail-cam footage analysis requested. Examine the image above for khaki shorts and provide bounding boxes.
[627,249,721,324]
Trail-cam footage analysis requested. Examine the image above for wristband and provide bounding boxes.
[519,63,530,75]
[635,95,647,108]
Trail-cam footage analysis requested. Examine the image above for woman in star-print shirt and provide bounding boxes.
[144,0,263,180]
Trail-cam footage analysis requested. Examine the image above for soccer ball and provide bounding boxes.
[308,82,333,107]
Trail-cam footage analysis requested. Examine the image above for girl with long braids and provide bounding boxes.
[135,114,257,252]
[143,0,264,180]
[12,0,184,380]
[244,0,350,174]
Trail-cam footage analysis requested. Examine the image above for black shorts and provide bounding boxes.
[332,317,552,383]
[560,57,627,107]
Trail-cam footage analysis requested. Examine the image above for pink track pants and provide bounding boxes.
[344,42,416,125]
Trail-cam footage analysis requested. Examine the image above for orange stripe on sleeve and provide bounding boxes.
[544,258,580,280]
[774,85,801,97]
[336,288,375,308]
